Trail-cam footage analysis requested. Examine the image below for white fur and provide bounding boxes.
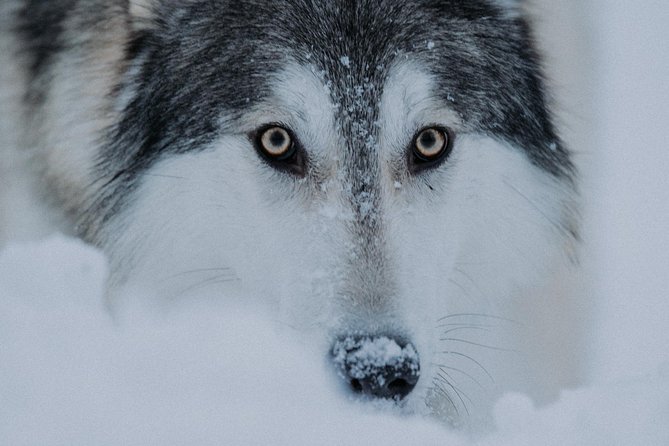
[99,61,578,429]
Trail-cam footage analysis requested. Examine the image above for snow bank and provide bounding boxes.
[2,236,668,445]
[0,236,453,445]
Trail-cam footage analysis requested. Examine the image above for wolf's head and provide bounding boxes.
[27,0,578,428]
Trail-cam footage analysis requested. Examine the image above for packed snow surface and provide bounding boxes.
[1,236,668,445]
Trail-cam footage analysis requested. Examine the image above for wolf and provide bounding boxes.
[0,0,581,429]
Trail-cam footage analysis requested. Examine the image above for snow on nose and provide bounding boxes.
[332,335,420,400]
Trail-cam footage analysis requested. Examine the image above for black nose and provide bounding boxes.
[332,335,420,400]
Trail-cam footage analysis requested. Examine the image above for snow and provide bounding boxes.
[2,236,668,445]
[584,0,669,384]
[530,0,669,384]
[0,236,453,446]
[3,2,669,445]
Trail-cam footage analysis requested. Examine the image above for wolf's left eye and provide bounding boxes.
[251,125,306,177]
[409,126,453,173]
[259,126,293,159]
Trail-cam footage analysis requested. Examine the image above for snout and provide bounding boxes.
[331,335,420,400]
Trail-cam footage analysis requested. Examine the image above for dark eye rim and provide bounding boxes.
[249,123,307,177]
[409,125,454,173]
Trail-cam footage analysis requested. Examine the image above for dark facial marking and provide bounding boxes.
[16,0,78,104]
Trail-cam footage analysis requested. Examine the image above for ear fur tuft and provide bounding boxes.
[129,0,156,28]
[491,0,525,19]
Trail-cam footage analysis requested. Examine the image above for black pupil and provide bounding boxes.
[269,130,286,148]
[419,130,437,150]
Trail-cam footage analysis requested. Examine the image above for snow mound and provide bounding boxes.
[1,235,668,445]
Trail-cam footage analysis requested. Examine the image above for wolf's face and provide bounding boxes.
[22,0,577,428]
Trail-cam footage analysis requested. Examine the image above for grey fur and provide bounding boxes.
[10,0,573,243]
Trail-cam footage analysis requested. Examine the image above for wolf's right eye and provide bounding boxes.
[251,125,306,177]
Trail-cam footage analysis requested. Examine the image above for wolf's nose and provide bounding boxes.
[331,335,420,400]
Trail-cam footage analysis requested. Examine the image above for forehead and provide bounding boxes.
[136,0,569,177]
[183,0,504,103]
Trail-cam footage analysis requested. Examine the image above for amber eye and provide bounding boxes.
[409,126,453,173]
[251,124,307,177]
[414,127,448,160]
[259,126,294,159]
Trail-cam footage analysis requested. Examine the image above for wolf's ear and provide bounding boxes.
[491,0,525,18]
[128,0,156,28]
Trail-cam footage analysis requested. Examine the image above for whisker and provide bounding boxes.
[430,380,459,417]
[436,313,519,324]
[436,322,494,329]
[453,267,487,300]
[503,178,564,233]
[453,260,494,266]
[169,267,234,279]
[436,371,472,415]
[143,173,188,180]
[439,351,494,383]
[434,364,485,390]
[440,337,516,353]
[176,275,238,297]
[448,278,475,303]
[440,326,492,336]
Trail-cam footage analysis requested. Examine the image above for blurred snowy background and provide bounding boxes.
[2,1,669,444]
[536,0,669,383]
